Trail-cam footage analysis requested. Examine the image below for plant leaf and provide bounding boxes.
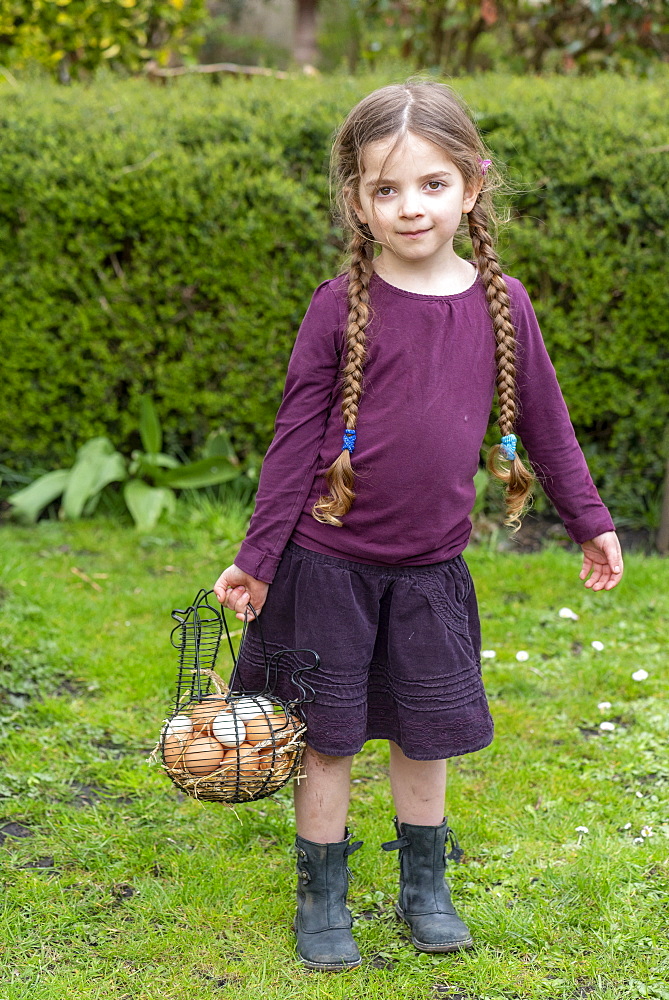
[203,429,239,464]
[157,456,241,489]
[8,470,70,523]
[139,396,162,455]
[123,479,175,531]
[61,437,126,520]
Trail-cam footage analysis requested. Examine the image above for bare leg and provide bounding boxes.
[389,740,447,826]
[293,745,354,843]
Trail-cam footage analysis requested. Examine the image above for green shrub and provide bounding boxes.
[0,73,667,529]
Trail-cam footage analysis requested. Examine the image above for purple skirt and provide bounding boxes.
[234,542,494,761]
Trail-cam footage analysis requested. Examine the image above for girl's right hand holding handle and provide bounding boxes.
[213,564,269,621]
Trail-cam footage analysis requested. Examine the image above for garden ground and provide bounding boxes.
[1,510,668,1000]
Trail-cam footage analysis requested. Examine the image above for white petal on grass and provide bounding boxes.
[481,650,496,659]
[516,650,529,662]
[640,825,654,838]
[622,822,632,830]
[599,721,615,732]
[575,826,589,834]
[633,837,644,845]
[597,701,612,711]
[559,607,579,620]
[632,669,649,681]
[591,640,605,651]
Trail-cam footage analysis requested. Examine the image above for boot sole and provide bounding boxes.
[292,920,362,972]
[299,956,363,972]
[395,904,474,953]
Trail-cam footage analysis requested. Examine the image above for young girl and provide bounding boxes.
[214,82,623,972]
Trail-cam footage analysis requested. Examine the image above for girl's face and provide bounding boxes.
[353,131,479,269]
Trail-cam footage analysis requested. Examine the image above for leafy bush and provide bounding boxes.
[7,398,248,530]
[0,73,667,529]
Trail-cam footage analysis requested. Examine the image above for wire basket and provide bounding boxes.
[157,589,319,803]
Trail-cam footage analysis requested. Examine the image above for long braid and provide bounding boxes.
[468,200,534,527]
[312,229,374,526]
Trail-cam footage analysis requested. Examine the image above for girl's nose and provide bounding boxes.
[398,190,424,218]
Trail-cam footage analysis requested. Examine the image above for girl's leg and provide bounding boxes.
[388,740,447,824]
[292,747,361,971]
[385,740,471,953]
[293,745,354,843]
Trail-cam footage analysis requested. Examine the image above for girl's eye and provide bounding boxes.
[426,180,443,191]
[376,186,393,197]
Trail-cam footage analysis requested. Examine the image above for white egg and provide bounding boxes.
[230,696,274,722]
[164,715,193,739]
[212,712,246,747]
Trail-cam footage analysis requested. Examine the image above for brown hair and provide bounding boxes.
[312,81,533,529]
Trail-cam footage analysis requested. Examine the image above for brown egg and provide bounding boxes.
[189,696,230,736]
[183,735,225,776]
[220,742,272,777]
[162,733,190,772]
[245,710,291,747]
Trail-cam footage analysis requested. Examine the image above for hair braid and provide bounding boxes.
[468,201,534,528]
[312,229,374,526]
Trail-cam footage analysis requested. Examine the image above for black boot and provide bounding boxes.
[293,829,363,971]
[382,816,473,953]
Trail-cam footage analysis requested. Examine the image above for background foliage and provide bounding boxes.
[322,0,669,75]
[0,0,207,81]
[0,72,667,529]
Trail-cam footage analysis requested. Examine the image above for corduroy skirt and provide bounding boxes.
[233,542,494,761]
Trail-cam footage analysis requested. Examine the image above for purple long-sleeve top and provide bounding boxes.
[235,271,614,583]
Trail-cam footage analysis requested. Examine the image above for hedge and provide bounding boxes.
[0,72,668,529]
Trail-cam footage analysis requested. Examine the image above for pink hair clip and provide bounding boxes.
[479,158,492,176]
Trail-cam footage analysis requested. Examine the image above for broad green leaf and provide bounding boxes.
[157,456,241,489]
[124,479,175,531]
[139,396,162,455]
[129,451,180,484]
[203,429,239,464]
[8,470,70,523]
[61,439,126,520]
[74,436,116,462]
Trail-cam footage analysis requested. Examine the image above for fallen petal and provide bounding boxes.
[481,649,496,659]
[516,650,529,662]
[597,701,612,711]
[591,640,605,651]
[599,721,615,732]
[559,607,579,620]
[632,669,649,681]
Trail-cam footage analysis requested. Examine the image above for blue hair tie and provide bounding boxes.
[342,429,356,454]
[500,434,517,461]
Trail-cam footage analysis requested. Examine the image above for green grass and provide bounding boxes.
[1,511,668,1000]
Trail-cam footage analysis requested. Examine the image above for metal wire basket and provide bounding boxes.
[157,588,319,803]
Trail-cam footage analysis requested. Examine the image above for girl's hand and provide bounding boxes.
[579,532,623,591]
[213,564,269,621]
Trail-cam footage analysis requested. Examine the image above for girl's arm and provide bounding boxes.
[213,280,344,607]
[508,279,623,588]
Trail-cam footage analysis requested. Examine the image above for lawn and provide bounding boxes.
[1,510,668,1000]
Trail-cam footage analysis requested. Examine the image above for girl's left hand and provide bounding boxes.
[579,531,623,591]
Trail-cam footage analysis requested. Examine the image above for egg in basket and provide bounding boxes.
[157,589,319,803]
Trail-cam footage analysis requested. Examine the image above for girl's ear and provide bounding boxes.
[462,180,483,215]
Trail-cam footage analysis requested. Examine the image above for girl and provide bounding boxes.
[214,82,623,972]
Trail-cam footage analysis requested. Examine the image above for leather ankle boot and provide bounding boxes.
[382,816,473,953]
[293,829,363,971]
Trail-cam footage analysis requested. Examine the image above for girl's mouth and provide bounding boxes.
[398,229,431,239]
